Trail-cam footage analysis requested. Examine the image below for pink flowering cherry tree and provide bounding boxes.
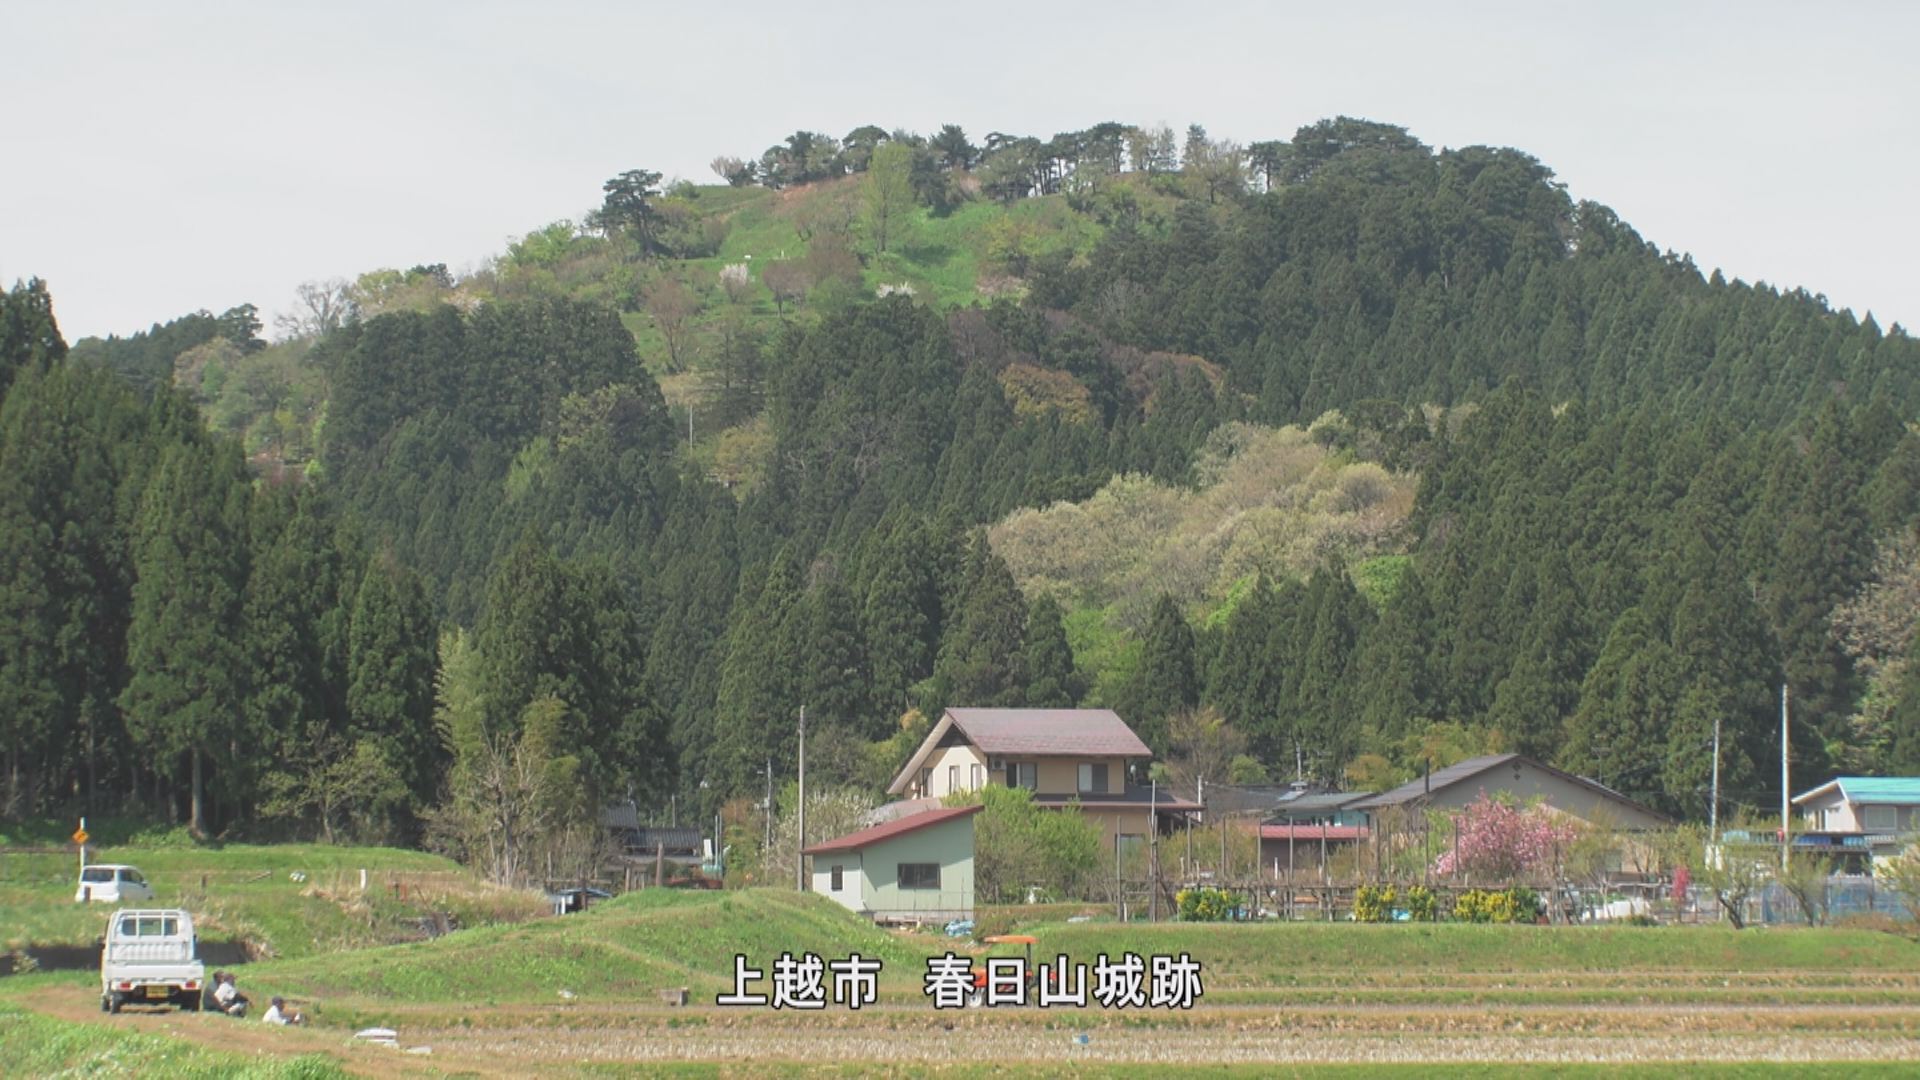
[1434,793,1579,881]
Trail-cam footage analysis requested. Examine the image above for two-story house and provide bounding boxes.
[886,707,1199,859]
[1792,777,1920,867]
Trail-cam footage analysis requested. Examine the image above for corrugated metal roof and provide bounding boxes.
[801,805,981,856]
[1269,791,1374,815]
[1792,776,1920,807]
[1258,824,1369,841]
[947,708,1152,757]
[1836,777,1920,805]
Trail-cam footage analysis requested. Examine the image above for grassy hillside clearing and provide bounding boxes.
[0,843,543,960]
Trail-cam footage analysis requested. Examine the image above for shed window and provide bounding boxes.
[898,863,940,890]
[1866,804,1898,832]
[1078,763,1109,795]
[830,865,844,892]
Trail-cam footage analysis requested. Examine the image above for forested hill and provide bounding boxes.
[4,116,1919,847]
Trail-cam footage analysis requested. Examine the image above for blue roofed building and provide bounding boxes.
[1793,777,1920,834]
[1791,777,1920,868]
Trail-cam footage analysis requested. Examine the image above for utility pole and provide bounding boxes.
[797,706,808,892]
[1185,776,1195,876]
[1214,776,1226,878]
[1148,777,1159,922]
[764,758,773,856]
[1780,683,1791,872]
[1709,712,1722,844]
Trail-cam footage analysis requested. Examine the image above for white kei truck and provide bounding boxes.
[99,909,205,1013]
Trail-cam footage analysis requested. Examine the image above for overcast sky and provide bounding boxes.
[4,1,1915,341]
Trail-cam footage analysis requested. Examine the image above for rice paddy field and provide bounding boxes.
[6,873,1920,1076]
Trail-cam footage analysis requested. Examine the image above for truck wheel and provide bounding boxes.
[100,994,111,1013]
[184,994,201,1012]
[108,993,123,1014]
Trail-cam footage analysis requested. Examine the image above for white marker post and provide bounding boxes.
[74,817,90,901]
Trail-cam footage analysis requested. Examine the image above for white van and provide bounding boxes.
[100,908,205,1012]
[76,864,155,904]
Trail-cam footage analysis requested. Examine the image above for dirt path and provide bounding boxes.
[24,994,465,1078]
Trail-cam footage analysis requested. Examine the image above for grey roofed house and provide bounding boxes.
[1348,753,1672,831]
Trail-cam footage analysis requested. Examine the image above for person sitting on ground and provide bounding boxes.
[213,972,249,1017]
[262,996,303,1025]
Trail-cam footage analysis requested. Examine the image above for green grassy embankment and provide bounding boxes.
[241,888,928,1021]
[229,885,1920,1020]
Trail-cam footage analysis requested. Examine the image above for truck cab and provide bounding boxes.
[100,909,205,1013]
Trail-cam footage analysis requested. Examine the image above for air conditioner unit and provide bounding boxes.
[989,758,1005,771]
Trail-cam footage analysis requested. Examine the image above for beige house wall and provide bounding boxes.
[1026,757,1125,796]
[1077,807,1153,851]
[916,745,989,799]
[1798,793,1919,833]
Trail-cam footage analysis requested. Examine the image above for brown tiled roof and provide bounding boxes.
[947,708,1151,757]
[801,805,981,856]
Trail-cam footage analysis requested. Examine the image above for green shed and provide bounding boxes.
[804,804,978,924]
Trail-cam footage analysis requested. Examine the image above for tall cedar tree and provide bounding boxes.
[934,535,1029,709]
[1123,594,1198,756]
[1024,594,1081,708]
[120,436,251,833]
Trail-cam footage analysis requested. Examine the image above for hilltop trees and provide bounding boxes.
[0,278,66,398]
[863,142,915,253]
[590,169,667,254]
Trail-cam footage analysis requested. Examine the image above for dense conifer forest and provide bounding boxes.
[5,117,1918,844]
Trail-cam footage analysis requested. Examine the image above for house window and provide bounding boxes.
[899,863,940,890]
[947,765,959,794]
[1006,762,1036,790]
[918,767,931,795]
[1078,763,1109,795]
[1865,804,1898,832]
[970,764,984,790]
[830,865,844,892]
